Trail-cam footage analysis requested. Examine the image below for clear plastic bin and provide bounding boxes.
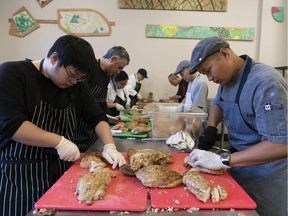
[147,103,207,139]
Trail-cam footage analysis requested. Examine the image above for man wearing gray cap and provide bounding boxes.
[175,60,208,112]
[186,37,287,216]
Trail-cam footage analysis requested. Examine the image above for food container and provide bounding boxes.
[147,103,208,139]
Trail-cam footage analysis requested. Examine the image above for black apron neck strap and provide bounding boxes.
[235,55,252,104]
[39,59,44,73]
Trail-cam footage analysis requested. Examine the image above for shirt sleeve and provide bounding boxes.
[251,78,287,144]
[0,62,30,140]
[124,86,131,106]
[106,83,116,102]
[191,79,208,110]
[126,75,137,96]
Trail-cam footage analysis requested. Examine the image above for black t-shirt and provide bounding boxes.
[85,59,110,111]
[0,60,107,150]
[176,79,188,103]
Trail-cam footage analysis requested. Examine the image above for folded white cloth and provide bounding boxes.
[166,131,195,150]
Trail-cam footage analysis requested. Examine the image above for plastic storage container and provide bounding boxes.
[147,103,208,139]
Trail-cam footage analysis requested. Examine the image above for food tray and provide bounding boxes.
[148,104,207,139]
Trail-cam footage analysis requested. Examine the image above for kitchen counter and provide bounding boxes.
[28,138,259,216]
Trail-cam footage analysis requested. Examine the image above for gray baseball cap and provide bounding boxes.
[189,37,230,74]
[175,60,191,74]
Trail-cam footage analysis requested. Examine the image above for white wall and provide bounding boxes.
[0,0,286,100]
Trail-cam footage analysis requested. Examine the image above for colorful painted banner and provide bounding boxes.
[119,0,227,12]
[146,24,255,41]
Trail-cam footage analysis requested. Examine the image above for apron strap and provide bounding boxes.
[236,55,257,132]
[235,55,253,104]
[220,55,257,133]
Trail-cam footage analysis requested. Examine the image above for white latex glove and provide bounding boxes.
[115,103,125,111]
[187,149,230,170]
[137,93,142,99]
[54,136,80,162]
[102,144,127,169]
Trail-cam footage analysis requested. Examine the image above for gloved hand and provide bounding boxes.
[102,144,127,169]
[137,93,142,100]
[54,136,80,162]
[115,103,125,111]
[188,149,230,170]
[198,126,218,150]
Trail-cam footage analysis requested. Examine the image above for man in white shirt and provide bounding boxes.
[126,68,148,107]
[106,70,130,116]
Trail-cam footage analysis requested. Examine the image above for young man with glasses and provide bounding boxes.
[0,35,126,216]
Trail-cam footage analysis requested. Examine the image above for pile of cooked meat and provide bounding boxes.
[75,149,229,205]
[111,117,151,134]
[120,148,228,203]
[75,153,115,205]
[120,148,183,188]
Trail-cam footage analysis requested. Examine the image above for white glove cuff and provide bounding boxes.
[55,136,65,149]
[103,143,116,151]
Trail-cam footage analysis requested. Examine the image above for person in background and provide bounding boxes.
[160,73,188,103]
[106,70,130,116]
[175,60,208,112]
[73,46,130,150]
[0,35,126,216]
[186,37,287,216]
[126,68,148,107]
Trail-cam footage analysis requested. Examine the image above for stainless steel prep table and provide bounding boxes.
[28,138,259,216]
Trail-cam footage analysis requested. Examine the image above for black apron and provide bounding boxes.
[108,94,127,116]
[129,82,141,107]
[108,81,127,116]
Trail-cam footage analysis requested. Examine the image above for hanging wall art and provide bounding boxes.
[9,6,40,37]
[37,0,54,8]
[9,7,115,37]
[119,0,227,12]
[146,24,255,41]
[271,6,285,22]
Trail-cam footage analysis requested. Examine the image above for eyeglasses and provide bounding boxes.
[65,67,86,82]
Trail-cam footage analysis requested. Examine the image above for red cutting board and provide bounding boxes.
[150,152,257,210]
[35,153,147,212]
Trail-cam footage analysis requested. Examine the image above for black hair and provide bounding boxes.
[103,46,130,63]
[168,73,178,79]
[112,70,129,82]
[47,35,96,74]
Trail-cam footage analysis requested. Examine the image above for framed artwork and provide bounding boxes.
[271,7,284,22]
[119,0,227,12]
[9,6,40,37]
[146,24,255,41]
[8,7,115,37]
[57,8,115,36]
[37,0,54,8]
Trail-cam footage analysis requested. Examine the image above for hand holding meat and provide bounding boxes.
[115,103,125,111]
[54,136,80,162]
[188,149,230,170]
[102,144,126,169]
